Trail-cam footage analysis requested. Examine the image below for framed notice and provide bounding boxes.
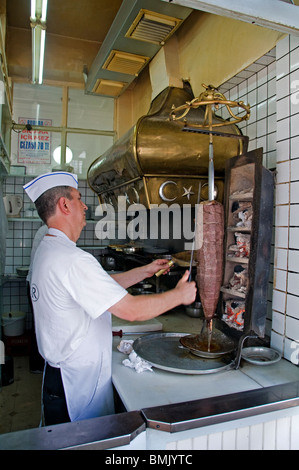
[17,117,52,164]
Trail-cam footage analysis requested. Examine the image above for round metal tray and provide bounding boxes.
[241,347,282,366]
[133,333,235,375]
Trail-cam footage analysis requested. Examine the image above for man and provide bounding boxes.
[24,172,196,426]
[26,224,47,373]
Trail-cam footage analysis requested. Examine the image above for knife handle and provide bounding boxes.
[112,330,123,337]
[155,260,174,277]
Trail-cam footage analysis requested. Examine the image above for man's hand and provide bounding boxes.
[144,259,173,278]
[175,270,197,305]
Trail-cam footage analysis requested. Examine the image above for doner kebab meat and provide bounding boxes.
[195,200,224,320]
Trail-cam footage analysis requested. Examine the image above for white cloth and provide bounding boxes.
[23,172,78,202]
[118,340,153,373]
[31,228,127,421]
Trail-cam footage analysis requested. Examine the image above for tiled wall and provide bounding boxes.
[1,176,105,325]
[216,34,299,363]
[272,35,299,364]
[218,55,277,339]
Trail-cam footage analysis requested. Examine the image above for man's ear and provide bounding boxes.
[57,197,70,215]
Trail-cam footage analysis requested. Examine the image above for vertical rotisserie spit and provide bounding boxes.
[196,200,224,322]
[173,84,250,356]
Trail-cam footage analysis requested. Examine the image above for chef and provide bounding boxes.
[24,172,196,426]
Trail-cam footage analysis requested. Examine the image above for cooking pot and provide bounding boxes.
[3,195,23,217]
[123,246,143,254]
[109,243,143,254]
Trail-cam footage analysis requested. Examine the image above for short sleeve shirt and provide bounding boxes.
[31,228,127,365]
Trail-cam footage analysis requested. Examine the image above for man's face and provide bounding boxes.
[68,187,88,233]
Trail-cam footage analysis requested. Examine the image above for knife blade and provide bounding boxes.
[188,182,201,282]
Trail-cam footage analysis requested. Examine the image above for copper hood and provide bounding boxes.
[87,85,248,208]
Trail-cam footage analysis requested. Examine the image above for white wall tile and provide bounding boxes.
[271,330,284,353]
[275,183,289,205]
[276,36,289,59]
[291,34,299,50]
[288,249,299,273]
[290,159,299,180]
[257,100,267,120]
[257,135,267,150]
[289,227,299,249]
[286,293,299,319]
[290,135,299,158]
[277,55,289,80]
[257,117,267,137]
[290,181,299,202]
[290,204,299,225]
[267,131,276,152]
[291,112,299,138]
[275,226,289,248]
[277,96,290,121]
[277,117,290,141]
[284,337,299,364]
[275,247,288,270]
[257,83,267,103]
[276,161,290,183]
[272,288,286,313]
[247,74,256,92]
[276,139,289,162]
[288,271,299,295]
[274,268,287,291]
[277,76,289,100]
[286,314,299,341]
[257,67,268,86]
[268,78,276,98]
[290,69,299,115]
[272,310,285,335]
[275,204,289,226]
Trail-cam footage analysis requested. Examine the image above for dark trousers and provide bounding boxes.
[43,363,71,426]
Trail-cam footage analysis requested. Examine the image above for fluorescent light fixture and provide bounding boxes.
[30,0,48,84]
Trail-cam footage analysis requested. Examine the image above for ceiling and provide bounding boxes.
[5,0,299,98]
[6,0,124,88]
[6,0,192,96]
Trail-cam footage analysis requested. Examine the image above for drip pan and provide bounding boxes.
[180,330,236,359]
[133,333,235,375]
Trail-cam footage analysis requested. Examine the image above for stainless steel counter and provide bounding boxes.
[112,310,299,412]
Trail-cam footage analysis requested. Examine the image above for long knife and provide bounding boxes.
[112,330,154,337]
[188,182,201,282]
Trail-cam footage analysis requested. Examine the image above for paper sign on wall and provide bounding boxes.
[17,117,52,164]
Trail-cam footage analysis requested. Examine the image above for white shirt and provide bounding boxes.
[26,224,48,284]
[31,228,127,421]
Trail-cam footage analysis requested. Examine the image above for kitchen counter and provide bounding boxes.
[1,310,298,450]
[112,310,299,412]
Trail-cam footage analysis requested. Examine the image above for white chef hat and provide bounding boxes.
[23,172,78,202]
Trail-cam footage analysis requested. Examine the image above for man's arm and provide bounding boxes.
[109,270,196,322]
[110,259,171,289]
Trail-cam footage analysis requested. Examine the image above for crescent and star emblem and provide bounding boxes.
[182,186,195,200]
[159,182,195,201]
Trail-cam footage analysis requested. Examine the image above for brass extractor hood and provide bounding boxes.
[87,85,248,209]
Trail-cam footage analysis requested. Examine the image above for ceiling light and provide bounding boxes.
[30,0,48,84]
